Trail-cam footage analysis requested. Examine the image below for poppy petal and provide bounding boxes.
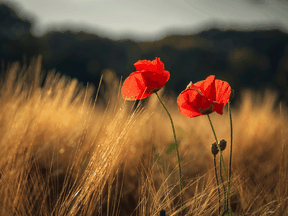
[134,60,156,71]
[195,75,216,101]
[214,79,231,106]
[211,101,225,115]
[154,57,165,72]
[177,92,202,118]
[141,70,170,93]
[177,88,213,118]
[122,72,152,100]
[134,57,165,73]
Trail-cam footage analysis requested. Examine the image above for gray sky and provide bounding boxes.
[4,0,288,41]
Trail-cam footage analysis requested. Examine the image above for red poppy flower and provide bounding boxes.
[177,75,231,118]
[122,57,170,100]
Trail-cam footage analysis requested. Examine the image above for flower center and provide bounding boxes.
[147,87,160,93]
[199,105,214,115]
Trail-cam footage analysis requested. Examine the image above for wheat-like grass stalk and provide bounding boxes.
[0,56,287,215]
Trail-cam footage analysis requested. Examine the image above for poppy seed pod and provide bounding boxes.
[219,139,227,151]
[211,142,219,156]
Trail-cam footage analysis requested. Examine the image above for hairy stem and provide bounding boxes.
[155,92,183,215]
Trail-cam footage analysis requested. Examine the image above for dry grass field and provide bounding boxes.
[0,56,287,216]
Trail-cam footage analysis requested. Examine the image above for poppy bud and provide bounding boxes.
[219,139,227,151]
[211,142,219,156]
[229,89,235,101]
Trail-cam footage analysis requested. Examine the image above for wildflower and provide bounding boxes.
[177,75,231,118]
[122,57,170,100]
[121,57,184,213]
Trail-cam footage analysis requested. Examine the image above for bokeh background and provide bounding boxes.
[1,0,288,107]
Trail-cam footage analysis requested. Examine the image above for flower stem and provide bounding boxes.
[207,115,229,214]
[219,154,227,210]
[213,155,221,214]
[227,101,233,214]
[207,115,229,182]
[155,92,183,215]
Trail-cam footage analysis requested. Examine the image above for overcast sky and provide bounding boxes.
[4,0,288,41]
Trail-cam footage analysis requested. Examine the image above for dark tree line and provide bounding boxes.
[1,3,288,107]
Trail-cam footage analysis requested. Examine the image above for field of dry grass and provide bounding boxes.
[0,56,287,216]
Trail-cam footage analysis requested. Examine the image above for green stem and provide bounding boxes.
[227,101,233,214]
[219,154,227,210]
[155,92,183,215]
[207,115,228,182]
[207,115,230,214]
[213,155,221,214]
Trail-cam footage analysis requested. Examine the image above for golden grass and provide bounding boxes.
[0,56,287,216]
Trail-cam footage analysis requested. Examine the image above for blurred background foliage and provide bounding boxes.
[1,3,288,107]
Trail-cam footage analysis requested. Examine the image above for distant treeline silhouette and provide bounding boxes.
[1,3,288,107]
